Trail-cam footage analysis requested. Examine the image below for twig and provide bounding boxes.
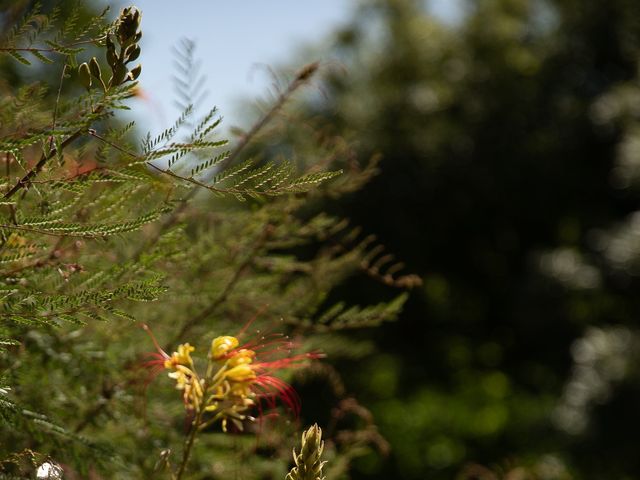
[88,129,138,158]
[0,235,67,277]
[50,63,67,140]
[4,130,82,199]
[0,223,102,238]
[221,62,318,171]
[4,152,17,224]
[175,403,206,480]
[132,62,320,261]
[73,388,113,433]
[146,162,227,193]
[0,38,101,53]
[4,92,108,199]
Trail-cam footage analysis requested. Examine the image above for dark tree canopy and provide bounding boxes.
[260,0,640,478]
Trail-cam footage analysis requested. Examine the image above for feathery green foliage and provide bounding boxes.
[0,2,417,478]
[286,424,326,480]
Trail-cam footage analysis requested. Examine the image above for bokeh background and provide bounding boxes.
[131,0,640,478]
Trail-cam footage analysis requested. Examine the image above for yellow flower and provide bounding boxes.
[225,364,257,382]
[228,380,253,398]
[143,324,320,431]
[168,369,188,388]
[164,343,195,369]
[168,367,203,409]
[227,348,255,367]
[210,336,239,360]
[183,380,203,410]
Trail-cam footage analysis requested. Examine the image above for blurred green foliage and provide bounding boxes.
[255,0,640,478]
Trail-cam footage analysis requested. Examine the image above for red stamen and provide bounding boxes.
[254,375,301,416]
[236,304,270,338]
[140,323,169,359]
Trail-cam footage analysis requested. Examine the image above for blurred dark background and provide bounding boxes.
[284,0,640,478]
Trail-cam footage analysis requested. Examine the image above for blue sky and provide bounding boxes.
[123,1,462,134]
[127,1,355,133]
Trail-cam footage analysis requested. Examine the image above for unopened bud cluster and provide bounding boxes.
[285,424,327,480]
[78,6,142,91]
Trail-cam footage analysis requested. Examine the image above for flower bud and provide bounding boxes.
[127,63,142,81]
[105,34,118,67]
[286,424,327,480]
[88,57,102,80]
[210,336,239,359]
[124,44,141,63]
[110,63,128,86]
[227,349,255,367]
[78,62,91,89]
[117,7,141,46]
[225,364,256,382]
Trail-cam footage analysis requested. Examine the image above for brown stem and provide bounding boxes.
[134,62,319,261]
[4,97,107,200]
[0,223,100,238]
[4,130,82,199]
[175,408,203,480]
[50,64,67,140]
[0,39,101,53]
[220,62,319,171]
[3,152,17,225]
[174,362,215,480]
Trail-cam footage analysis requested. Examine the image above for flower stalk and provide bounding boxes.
[175,388,207,480]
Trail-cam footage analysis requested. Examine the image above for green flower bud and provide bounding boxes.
[88,57,102,80]
[124,44,140,63]
[127,64,142,81]
[110,62,128,86]
[106,35,118,67]
[117,7,142,46]
[285,424,327,480]
[77,62,91,89]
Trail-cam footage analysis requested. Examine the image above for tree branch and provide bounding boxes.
[3,130,84,199]
[132,62,320,260]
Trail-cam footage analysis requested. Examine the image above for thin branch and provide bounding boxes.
[4,130,82,199]
[175,403,206,480]
[0,38,102,53]
[4,93,109,199]
[89,132,226,195]
[73,382,115,433]
[25,165,107,184]
[132,62,320,260]
[51,63,67,136]
[0,233,71,277]
[221,61,319,171]
[0,223,99,238]
[4,152,17,224]
[88,129,138,159]
[146,162,228,193]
